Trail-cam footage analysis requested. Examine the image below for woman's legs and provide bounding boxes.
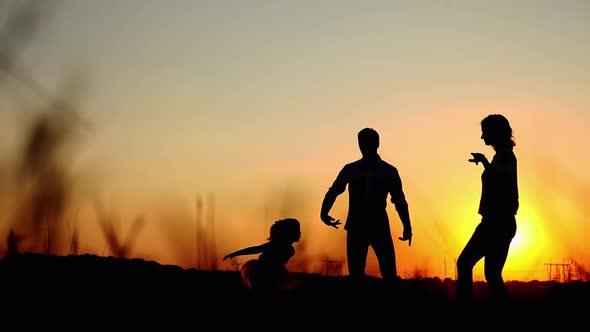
[484,217,517,304]
[456,223,487,303]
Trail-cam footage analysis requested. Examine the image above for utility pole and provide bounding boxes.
[207,192,218,271]
[195,194,204,269]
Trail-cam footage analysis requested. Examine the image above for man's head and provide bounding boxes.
[358,128,379,157]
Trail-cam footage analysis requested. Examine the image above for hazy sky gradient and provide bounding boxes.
[1,0,589,281]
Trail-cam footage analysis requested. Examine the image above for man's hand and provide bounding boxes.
[321,214,341,229]
[398,227,412,246]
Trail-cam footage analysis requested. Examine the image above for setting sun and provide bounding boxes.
[504,204,550,280]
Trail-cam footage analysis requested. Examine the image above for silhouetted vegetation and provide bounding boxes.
[1,253,588,311]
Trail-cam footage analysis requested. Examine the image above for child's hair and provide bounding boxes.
[268,218,300,242]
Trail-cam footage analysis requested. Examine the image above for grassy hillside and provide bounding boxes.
[1,252,587,325]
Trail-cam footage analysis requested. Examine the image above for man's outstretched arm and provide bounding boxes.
[395,203,412,246]
[320,191,342,229]
[320,167,347,229]
[389,169,413,246]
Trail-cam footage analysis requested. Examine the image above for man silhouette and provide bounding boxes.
[320,127,413,284]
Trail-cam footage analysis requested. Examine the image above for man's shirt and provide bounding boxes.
[322,155,408,232]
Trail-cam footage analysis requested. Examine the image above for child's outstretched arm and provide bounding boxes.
[223,243,266,260]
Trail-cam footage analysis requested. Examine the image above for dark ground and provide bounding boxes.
[1,253,587,326]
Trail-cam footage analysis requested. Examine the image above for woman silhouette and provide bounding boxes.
[456,114,519,304]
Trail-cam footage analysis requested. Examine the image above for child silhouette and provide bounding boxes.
[223,218,302,295]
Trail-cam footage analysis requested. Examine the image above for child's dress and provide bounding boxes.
[240,241,298,293]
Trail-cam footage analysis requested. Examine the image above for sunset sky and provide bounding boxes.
[1,0,589,282]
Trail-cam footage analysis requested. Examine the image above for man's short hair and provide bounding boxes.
[358,127,380,149]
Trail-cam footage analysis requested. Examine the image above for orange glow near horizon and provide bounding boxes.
[2,106,589,283]
[504,204,550,281]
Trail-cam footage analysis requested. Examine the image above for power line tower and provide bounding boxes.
[321,258,342,276]
[545,262,572,283]
[564,258,587,281]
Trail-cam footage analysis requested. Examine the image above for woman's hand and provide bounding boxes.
[469,152,488,166]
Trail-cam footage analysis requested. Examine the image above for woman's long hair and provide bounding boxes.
[481,114,515,148]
